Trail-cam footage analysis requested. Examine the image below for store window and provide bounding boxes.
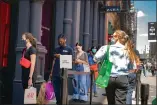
[0,2,11,67]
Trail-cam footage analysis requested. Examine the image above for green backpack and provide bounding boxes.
[95,45,113,88]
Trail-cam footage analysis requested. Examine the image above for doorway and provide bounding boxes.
[0,1,11,68]
[41,0,56,80]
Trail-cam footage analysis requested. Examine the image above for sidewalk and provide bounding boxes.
[48,88,108,104]
[48,72,155,104]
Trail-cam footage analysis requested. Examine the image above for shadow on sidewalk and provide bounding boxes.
[69,99,103,105]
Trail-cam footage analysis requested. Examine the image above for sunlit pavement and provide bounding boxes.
[48,71,156,104]
[132,71,156,104]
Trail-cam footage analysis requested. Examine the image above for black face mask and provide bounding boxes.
[23,40,27,44]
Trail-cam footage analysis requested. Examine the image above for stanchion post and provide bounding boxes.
[136,72,140,104]
[90,71,94,105]
[61,68,68,105]
[141,83,149,105]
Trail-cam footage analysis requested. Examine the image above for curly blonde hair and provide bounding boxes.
[114,30,140,64]
[37,82,47,105]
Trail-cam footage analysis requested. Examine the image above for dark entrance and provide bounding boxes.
[41,0,56,80]
[0,1,11,68]
[0,1,11,104]
[0,0,18,104]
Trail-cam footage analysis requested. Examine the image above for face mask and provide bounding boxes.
[92,49,97,53]
[23,40,27,44]
[111,38,116,44]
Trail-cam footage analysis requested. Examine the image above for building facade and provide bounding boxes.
[0,0,108,104]
[0,0,131,104]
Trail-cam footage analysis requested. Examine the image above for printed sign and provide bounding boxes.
[60,55,72,69]
[148,22,156,41]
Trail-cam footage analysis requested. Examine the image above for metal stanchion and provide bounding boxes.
[141,83,149,105]
[61,68,68,105]
[136,70,142,104]
[136,73,140,104]
[90,71,94,105]
[61,70,91,105]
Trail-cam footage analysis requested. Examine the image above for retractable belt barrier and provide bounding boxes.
[60,69,94,105]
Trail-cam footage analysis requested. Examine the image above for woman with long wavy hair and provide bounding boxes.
[94,30,139,104]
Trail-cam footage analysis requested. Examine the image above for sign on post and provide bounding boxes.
[60,55,72,69]
[100,6,121,12]
[148,22,156,42]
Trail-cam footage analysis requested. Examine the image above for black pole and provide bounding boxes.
[90,71,94,105]
[61,68,68,105]
[60,68,64,105]
[141,83,149,105]
[136,73,139,104]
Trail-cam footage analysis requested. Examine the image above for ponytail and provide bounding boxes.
[31,38,37,48]
[125,39,140,64]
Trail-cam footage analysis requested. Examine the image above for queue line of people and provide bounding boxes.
[20,29,141,105]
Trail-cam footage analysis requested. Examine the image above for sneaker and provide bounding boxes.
[72,99,79,102]
[94,92,98,97]
[102,93,106,96]
[80,100,87,103]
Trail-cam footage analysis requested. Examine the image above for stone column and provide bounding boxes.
[62,0,73,103]
[12,0,31,104]
[83,0,90,51]
[30,0,47,83]
[99,8,105,46]
[92,1,98,46]
[63,0,73,45]
[71,1,81,46]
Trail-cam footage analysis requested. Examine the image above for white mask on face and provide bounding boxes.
[111,38,116,44]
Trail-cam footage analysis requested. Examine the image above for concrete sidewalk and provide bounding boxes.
[48,88,107,104]
[48,72,155,104]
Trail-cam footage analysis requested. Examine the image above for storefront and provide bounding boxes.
[0,0,106,104]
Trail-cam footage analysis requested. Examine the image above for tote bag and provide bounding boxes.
[96,45,113,88]
[45,81,55,100]
[24,86,37,104]
[83,64,90,72]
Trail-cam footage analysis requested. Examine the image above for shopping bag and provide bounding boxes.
[45,81,55,100]
[90,64,98,71]
[152,97,157,105]
[24,86,37,104]
[96,45,113,88]
[83,64,90,72]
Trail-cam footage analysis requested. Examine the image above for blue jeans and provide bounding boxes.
[126,73,136,104]
[143,68,147,76]
[52,76,61,104]
[86,74,97,93]
[72,64,88,101]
